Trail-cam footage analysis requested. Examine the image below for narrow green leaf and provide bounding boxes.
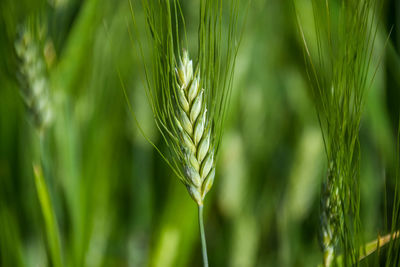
[33,163,63,267]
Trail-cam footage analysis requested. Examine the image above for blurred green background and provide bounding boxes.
[0,0,399,266]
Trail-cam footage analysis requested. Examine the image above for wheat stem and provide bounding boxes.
[198,205,208,267]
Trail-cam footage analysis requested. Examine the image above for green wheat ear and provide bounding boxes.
[14,17,62,267]
[295,0,380,266]
[127,0,243,265]
[174,50,215,206]
[14,19,53,134]
[128,0,242,205]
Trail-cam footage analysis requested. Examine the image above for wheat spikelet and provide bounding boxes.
[174,50,215,206]
[15,24,53,133]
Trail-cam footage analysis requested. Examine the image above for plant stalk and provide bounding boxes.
[198,205,209,267]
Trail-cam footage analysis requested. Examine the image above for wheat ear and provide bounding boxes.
[174,50,215,207]
[15,25,53,133]
[14,22,62,267]
[128,1,241,265]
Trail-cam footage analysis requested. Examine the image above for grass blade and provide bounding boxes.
[32,163,63,267]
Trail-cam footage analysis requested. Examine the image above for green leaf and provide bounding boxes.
[33,163,63,267]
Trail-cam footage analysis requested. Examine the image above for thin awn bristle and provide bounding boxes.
[175,50,215,206]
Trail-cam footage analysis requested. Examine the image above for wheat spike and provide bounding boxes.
[174,50,215,206]
[15,24,53,133]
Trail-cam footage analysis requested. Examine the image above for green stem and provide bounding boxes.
[198,205,209,267]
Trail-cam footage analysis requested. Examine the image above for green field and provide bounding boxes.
[1,0,400,266]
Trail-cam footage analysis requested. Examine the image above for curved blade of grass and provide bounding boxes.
[32,163,63,267]
[317,231,400,267]
[359,231,400,261]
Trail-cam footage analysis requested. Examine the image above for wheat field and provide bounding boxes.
[0,0,400,266]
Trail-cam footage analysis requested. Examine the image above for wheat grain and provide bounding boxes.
[174,50,215,207]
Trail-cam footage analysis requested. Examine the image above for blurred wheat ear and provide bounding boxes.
[14,18,62,267]
[295,0,381,266]
[127,0,243,265]
[15,18,53,134]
